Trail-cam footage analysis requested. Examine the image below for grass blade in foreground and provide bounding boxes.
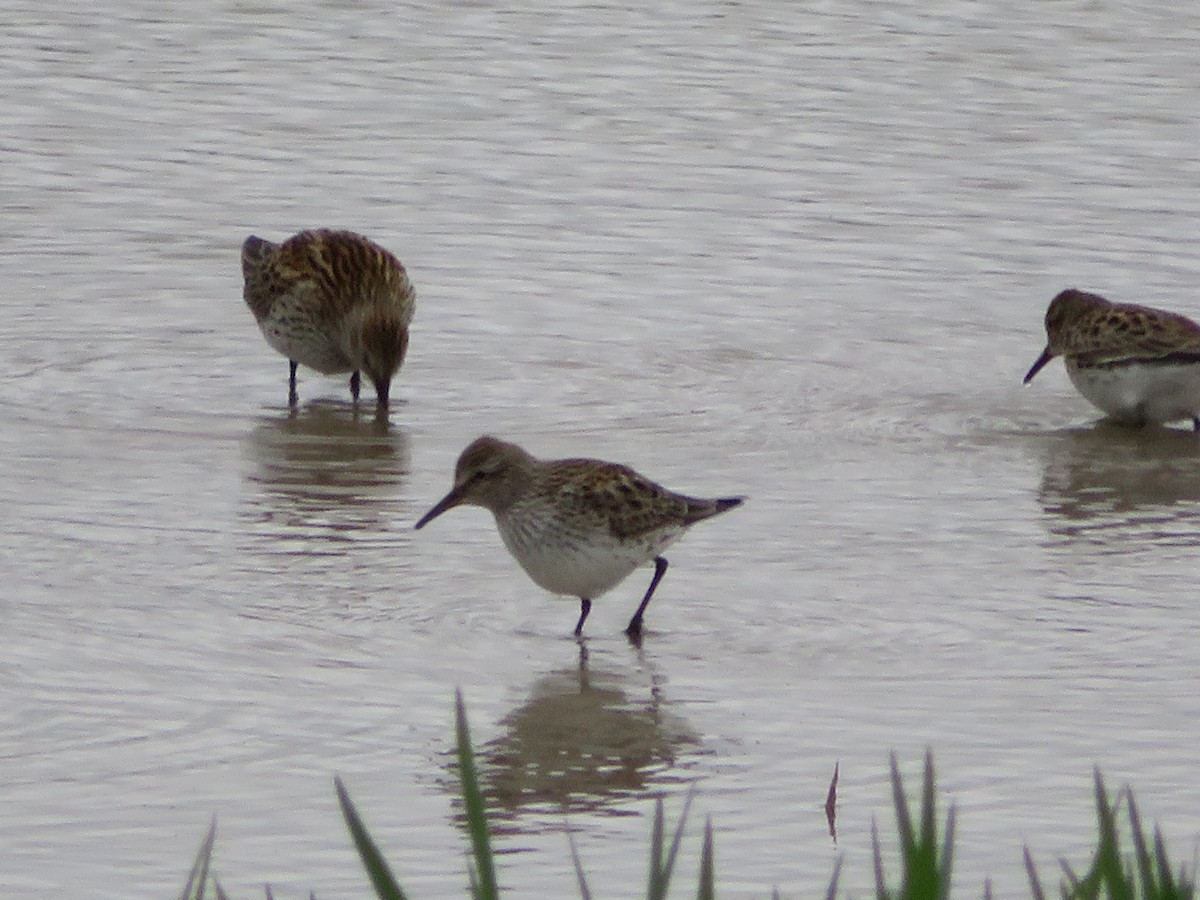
[335,776,409,900]
[567,827,593,900]
[646,791,694,900]
[1124,782,1195,900]
[1024,769,1195,900]
[180,818,218,900]
[826,854,844,900]
[455,689,499,900]
[873,750,955,900]
[1079,768,1127,900]
[1023,846,1048,900]
[697,816,715,900]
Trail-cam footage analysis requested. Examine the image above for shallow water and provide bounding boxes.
[5,1,1200,896]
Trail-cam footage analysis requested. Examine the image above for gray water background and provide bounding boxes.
[4,1,1200,896]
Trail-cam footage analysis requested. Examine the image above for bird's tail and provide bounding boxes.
[241,235,277,280]
[685,495,745,523]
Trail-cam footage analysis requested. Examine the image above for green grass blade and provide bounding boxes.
[1121,785,1193,900]
[1045,773,1196,900]
[1092,769,1131,900]
[1060,768,1124,900]
[566,828,593,900]
[645,792,694,900]
[936,804,956,900]
[1023,846,1048,900]
[1152,829,1177,898]
[890,754,916,854]
[1126,787,1160,897]
[697,816,715,900]
[180,817,217,900]
[455,689,499,900]
[1152,829,1172,897]
[648,799,667,898]
[902,751,941,900]
[662,791,694,892]
[873,752,955,900]
[825,854,844,900]
[872,818,891,900]
[920,751,937,851]
[1060,859,1088,900]
[1159,836,1190,900]
[334,776,409,900]
[1154,826,1195,899]
[1125,785,1194,900]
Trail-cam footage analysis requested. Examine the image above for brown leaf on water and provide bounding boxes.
[825,762,839,842]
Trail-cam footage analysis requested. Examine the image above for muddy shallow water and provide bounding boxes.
[4,1,1200,896]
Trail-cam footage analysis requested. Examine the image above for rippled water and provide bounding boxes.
[5,1,1200,896]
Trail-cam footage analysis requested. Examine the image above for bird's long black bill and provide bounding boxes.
[413,487,465,530]
[1023,346,1055,384]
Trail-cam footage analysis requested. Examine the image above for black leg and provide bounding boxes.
[288,360,298,407]
[626,556,668,638]
[1193,416,1199,433]
[574,598,592,636]
[350,370,361,403]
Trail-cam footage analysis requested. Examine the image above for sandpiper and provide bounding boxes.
[414,436,744,639]
[1024,288,1200,431]
[241,229,416,410]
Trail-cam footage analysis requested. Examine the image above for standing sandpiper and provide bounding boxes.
[241,229,416,410]
[414,436,744,639]
[1024,288,1200,431]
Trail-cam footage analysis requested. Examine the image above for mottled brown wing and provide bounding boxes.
[273,230,414,327]
[1076,302,1200,363]
[551,460,693,540]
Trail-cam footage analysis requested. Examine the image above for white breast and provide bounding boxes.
[1067,360,1200,426]
[496,511,682,600]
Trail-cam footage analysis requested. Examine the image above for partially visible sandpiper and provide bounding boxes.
[241,229,416,410]
[414,435,744,639]
[1025,288,1200,431]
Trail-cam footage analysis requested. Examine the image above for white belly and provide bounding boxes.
[1066,360,1200,426]
[496,513,681,600]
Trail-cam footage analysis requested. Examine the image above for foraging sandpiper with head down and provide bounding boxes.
[1025,288,1200,431]
[414,436,744,639]
[241,229,416,410]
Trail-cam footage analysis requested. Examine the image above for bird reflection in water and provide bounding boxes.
[1036,422,1200,543]
[450,650,702,833]
[241,402,410,534]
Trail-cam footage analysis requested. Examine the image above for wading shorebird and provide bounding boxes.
[1025,288,1200,431]
[241,229,415,410]
[414,436,744,639]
